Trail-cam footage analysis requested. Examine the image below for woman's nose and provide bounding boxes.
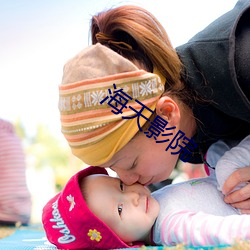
[112,168,139,185]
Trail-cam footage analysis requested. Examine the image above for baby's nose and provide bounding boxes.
[126,191,140,206]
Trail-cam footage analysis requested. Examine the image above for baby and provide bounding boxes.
[42,135,250,249]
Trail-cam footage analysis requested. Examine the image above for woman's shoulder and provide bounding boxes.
[176,0,250,124]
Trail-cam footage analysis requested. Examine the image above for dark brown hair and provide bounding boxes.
[90,5,196,118]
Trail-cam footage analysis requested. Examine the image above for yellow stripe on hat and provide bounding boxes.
[71,103,157,166]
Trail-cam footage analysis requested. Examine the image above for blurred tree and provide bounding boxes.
[14,118,26,139]
[14,120,85,191]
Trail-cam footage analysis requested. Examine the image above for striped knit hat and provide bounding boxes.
[59,43,165,165]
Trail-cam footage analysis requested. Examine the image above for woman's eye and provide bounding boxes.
[118,204,123,216]
[120,180,124,191]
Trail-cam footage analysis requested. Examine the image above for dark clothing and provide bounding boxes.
[176,0,250,163]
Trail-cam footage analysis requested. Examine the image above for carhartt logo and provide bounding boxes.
[50,200,76,244]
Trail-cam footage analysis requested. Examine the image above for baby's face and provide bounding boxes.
[84,174,160,244]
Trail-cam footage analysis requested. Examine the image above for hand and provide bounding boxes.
[222,166,250,214]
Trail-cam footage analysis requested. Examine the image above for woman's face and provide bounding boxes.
[100,129,180,185]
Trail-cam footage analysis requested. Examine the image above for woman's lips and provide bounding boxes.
[143,177,154,186]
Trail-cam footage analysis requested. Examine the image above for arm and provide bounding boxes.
[214,135,250,212]
[159,210,250,247]
[223,166,250,213]
[215,135,250,193]
[205,139,232,178]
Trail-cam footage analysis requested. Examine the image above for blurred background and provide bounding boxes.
[0,0,238,224]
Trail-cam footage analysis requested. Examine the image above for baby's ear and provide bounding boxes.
[156,96,180,126]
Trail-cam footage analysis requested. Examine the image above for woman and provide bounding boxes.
[59,1,250,211]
